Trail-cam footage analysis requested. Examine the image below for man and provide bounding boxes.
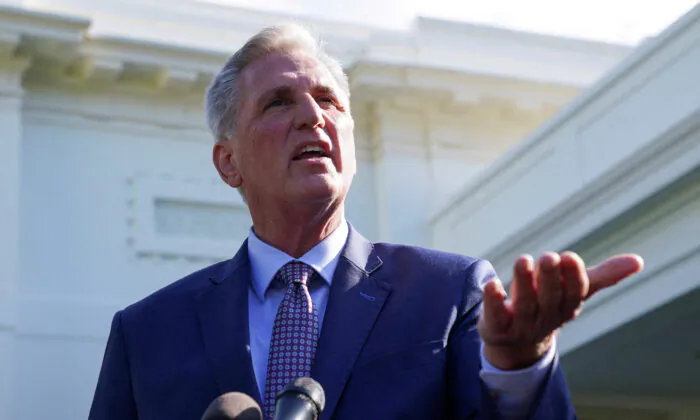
[89,24,643,420]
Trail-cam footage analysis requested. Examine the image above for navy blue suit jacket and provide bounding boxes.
[89,225,575,419]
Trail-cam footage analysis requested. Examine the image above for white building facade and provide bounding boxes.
[0,1,697,419]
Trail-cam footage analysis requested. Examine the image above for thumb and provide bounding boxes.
[587,254,644,297]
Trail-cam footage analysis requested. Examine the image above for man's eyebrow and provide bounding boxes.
[312,85,337,96]
[255,84,341,108]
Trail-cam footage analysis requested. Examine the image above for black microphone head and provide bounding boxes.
[276,377,325,414]
[201,392,262,420]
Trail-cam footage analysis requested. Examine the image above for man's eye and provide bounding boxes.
[318,97,336,106]
[266,99,288,109]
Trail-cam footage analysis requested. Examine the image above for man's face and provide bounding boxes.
[215,50,356,207]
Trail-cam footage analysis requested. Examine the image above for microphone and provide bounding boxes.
[273,377,325,420]
[201,392,263,420]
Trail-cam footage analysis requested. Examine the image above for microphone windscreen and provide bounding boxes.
[279,377,325,413]
[201,392,262,420]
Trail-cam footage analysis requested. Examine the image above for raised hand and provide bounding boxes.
[477,251,644,370]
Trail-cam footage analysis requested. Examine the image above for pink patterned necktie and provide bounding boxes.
[263,261,320,419]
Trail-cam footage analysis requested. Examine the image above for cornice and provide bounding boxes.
[348,62,579,117]
[77,36,226,76]
[0,1,622,112]
[0,5,89,43]
[23,0,375,66]
[22,34,225,93]
[0,5,225,94]
[3,5,564,149]
[0,6,87,94]
[4,0,635,91]
[431,2,700,225]
[359,20,632,88]
[0,3,640,154]
[484,108,700,268]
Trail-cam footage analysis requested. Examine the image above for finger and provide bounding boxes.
[560,251,587,321]
[536,252,563,332]
[511,255,537,320]
[482,278,512,335]
[587,254,644,297]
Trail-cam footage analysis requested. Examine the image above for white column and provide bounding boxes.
[367,103,434,245]
[0,36,29,419]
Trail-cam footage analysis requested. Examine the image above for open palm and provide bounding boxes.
[477,251,644,370]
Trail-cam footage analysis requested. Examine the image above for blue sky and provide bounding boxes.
[206,0,699,45]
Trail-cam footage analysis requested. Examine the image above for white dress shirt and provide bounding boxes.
[247,220,555,418]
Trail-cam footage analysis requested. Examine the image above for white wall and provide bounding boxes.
[19,91,215,418]
[0,55,28,420]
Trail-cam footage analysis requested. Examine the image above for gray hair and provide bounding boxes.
[204,23,350,142]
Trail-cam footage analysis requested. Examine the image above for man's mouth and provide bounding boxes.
[293,145,330,161]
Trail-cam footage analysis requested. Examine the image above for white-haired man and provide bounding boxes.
[89,24,643,420]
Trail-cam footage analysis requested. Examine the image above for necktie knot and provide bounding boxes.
[277,261,314,287]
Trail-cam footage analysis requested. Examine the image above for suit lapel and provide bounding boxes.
[312,226,391,419]
[194,241,263,407]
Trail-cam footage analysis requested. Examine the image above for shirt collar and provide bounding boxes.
[247,220,349,301]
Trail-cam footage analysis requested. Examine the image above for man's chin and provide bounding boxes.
[295,180,344,203]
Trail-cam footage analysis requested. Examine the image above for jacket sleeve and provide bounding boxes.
[525,351,576,419]
[88,311,138,420]
[447,259,577,420]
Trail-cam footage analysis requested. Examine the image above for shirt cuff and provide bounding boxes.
[479,338,557,418]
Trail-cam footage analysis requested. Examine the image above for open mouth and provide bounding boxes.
[293,145,330,161]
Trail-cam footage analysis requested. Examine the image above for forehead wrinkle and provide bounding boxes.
[258,51,334,80]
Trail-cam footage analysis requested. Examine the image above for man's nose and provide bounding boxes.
[293,95,325,130]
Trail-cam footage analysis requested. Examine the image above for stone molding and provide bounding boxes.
[1,3,627,151]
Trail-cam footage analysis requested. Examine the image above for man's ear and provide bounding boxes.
[213,140,243,189]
